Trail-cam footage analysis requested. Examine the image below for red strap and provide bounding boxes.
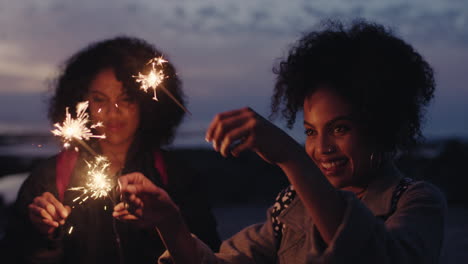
[154,150,168,186]
[56,150,79,201]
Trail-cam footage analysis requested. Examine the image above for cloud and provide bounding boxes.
[0,42,56,93]
[3,0,467,41]
[0,0,467,139]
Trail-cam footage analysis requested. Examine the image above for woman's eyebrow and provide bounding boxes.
[88,90,106,96]
[303,120,315,128]
[325,115,353,127]
[304,115,353,128]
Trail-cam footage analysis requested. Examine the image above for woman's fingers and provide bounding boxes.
[207,108,258,153]
[41,218,60,228]
[113,201,142,222]
[29,192,71,232]
[29,203,54,222]
[128,194,144,207]
[218,124,252,157]
[230,135,255,157]
[28,206,59,234]
[33,193,68,221]
[29,210,58,228]
[212,116,252,152]
[205,109,244,142]
[112,209,130,218]
[119,173,158,196]
[64,205,72,215]
[114,202,126,212]
[43,192,69,219]
[116,214,140,221]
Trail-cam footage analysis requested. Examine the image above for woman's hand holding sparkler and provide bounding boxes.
[113,172,180,229]
[113,172,201,264]
[28,192,71,237]
[205,107,302,165]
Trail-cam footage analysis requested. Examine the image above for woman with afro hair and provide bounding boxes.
[113,20,446,263]
[4,36,220,264]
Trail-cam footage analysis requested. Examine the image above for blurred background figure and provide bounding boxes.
[1,36,220,264]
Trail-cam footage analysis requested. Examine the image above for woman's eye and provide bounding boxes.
[304,129,316,136]
[333,125,350,135]
[122,97,134,103]
[119,97,136,107]
[92,97,105,103]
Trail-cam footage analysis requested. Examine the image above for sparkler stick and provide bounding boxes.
[76,139,97,156]
[134,56,191,115]
[159,84,191,114]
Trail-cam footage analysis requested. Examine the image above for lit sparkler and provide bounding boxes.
[69,155,114,203]
[134,56,190,114]
[51,101,105,154]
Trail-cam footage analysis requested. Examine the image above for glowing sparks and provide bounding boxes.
[68,226,74,235]
[133,56,191,114]
[133,56,167,101]
[69,155,113,203]
[51,101,106,149]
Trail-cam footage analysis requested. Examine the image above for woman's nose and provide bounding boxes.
[96,102,121,117]
[316,134,336,155]
[107,102,122,115]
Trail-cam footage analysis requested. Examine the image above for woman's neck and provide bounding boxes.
[99,140,133,176]
[341,185,368,198]
[341,161,389,198]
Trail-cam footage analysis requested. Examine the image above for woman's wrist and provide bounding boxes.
[276,141,310,169]
[156,209,201,264]
[155,205,183,231]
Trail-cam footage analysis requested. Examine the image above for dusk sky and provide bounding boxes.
[1,0,467,147]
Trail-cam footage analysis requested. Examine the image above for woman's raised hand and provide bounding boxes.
[28,192,71,236]
[205,107,299,164]
[113,172,180,229]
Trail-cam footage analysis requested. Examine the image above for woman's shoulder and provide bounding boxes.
[28,155,59,180]
[399,179,447,210]
[159,149,194,176]
[15,155,60,205]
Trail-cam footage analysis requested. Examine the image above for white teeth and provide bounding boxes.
[321,159,347,169]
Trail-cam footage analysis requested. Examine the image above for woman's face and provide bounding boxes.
[303,87,373,191]
[87,68,140,148]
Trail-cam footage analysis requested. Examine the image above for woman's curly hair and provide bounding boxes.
[49,36,186,148]
[272,20,435,153]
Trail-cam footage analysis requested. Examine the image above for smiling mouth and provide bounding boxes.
[319,158,348,174]
[106,123,125,131]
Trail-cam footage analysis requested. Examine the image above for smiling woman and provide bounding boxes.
[111,20,446,264]
[2,36,220,264]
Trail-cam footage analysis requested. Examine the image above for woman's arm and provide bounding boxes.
[115,170,283,264]
[205,107,446,262]
[114,172,201,264]
[5,157,67,263]
[205,107,346,244]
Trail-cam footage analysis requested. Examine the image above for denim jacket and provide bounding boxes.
[160,163,446,264]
